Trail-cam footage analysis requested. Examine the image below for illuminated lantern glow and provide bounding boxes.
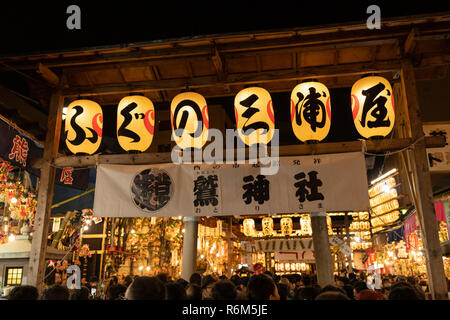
[234,87,275,146]
[170,92,209,150]
[64,99,103,155]
[261,217,274,236]
[243,219,256,237]
[290,81,331,142]
[300,214,312,236]
[117,95,155,152]
[351,76,395,139]
[280,217,293,236]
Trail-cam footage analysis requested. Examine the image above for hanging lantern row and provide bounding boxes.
[64,76,395,154]
[242,214,332,237]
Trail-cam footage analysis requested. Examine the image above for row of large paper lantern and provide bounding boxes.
[64,76,395,155]
[242,215,333,237]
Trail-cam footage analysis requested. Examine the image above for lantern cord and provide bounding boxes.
[363,135,425,157]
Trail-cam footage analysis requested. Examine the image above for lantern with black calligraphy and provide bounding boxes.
[290,81,331,142]
[117,95,155,152]
[234,87,275,146]
[64,99,103,155]
[243,219,256,237]
[261,217,274,236]
[170,92,209,149]
[300,214,312,236]
[351,76,395,139]
[280,217,293,236]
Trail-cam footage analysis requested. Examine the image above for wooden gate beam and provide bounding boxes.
[27,89,64,293]
[28,136,445,168]
[400,59,449,300]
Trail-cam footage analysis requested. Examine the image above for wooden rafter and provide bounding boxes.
[30,136,445,168]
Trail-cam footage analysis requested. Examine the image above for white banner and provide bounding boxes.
[93,152,369,217]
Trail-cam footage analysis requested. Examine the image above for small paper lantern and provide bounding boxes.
[351,76,395,139]
[234,87,275,146]
[280,217,293,236]
[170,92,209,149]
[261,217,274,236]
[327,215,332,232]
[117,95,155,152]
[64,99,103,155]
[300,214,312,235]
[290,81,331,142]
[243,219,256,237]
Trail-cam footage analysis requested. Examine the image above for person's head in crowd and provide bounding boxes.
[212,279,237,300]
[407,276,417,286]
[320,284,346,295]
[125,276,165,300]
[389,285,421,300]
[70,286,91,300]
[277,283,289,300]
[247,274,280,300]
[123,275,133,288]
[165,282,187,300]
[263,271,274,280]
[348,273,356,281]
[353,280,368,297]
[230,275,241,288]
[315,291,351,300]
[336,276,349,288]
[356,289,384,300]
[89,276,99,286]
[218,275,228,280]
[343,284,355,300]
[201,275,217,300]
[109,276,118,286]
[107,284,127,300]
[176,278,189,290]
[301,274,311,286]
[7,285,39,300]
[419,281,429,293]
[156,273,169,284]
[294,285,321,300]
[186,284,202,300]
[41,285,70,300]
[189,273,202,286]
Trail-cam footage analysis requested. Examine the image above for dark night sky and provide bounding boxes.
[0,1,449,55]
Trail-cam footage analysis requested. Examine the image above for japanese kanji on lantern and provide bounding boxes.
[170,92,209,150]
[290,81,331,142]
[261,217,274,236]
[280,217,293,236]
[234,87,275,146]
[351,75,395,139]
[243,218,256,237]
[64,99,103,155]
[117,95,155,152]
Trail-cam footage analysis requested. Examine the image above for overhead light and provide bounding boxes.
[8,234,15,242]
[10,197,17,204]
[131,229,135,234]
[83,226,89,231]
[139,266,144,271]
[371,168,397,185]
[200,254,204,259]
[146,266,150,271]
[354,236,361,242]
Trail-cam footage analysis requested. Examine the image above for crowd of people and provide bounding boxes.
[2,270,445,300]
